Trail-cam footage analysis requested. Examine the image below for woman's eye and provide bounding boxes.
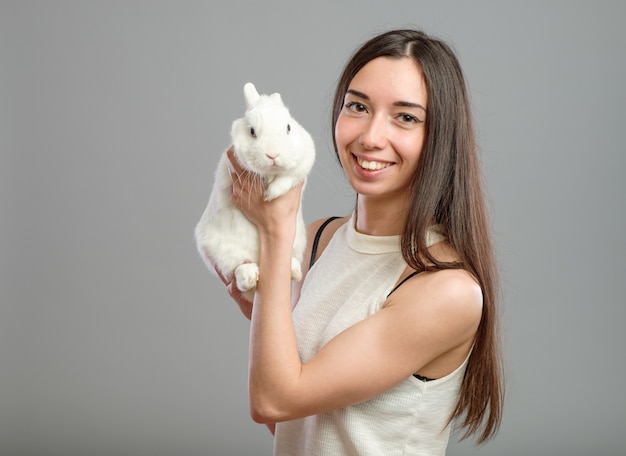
[345,101,367,113]
[398,113,419,124]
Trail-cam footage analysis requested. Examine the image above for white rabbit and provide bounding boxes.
[195,82,315,301]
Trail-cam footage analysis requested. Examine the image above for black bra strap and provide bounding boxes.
[309,216,341,269]
[387,270,421,297]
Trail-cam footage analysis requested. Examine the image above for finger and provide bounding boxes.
[215,267,229,285]
[227,281,252,304]
[227,148,253,193]
[226,147,245,175]
[237,299,253,320]
[224,277,253,320]
[207,257,223,281]
[294,180,305,195]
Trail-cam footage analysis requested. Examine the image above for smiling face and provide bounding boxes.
[335,56,428,210]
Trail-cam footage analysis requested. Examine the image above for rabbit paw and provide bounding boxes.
[291,258,302,282]
[264,176,295,201]
[235,263,259,292]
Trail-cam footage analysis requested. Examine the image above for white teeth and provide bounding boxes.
[357,157,391,170]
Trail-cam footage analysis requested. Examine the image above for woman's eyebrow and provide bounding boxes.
[346,89,426,113]
[346,89,369,99]
[393,100,427,113]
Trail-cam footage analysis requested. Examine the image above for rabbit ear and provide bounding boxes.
[243,82,260,107]
[270,92,283,105]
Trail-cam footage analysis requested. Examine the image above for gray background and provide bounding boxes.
[2,1,625,455]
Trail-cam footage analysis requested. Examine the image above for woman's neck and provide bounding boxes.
[355,195,408,236]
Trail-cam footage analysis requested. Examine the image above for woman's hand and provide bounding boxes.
[227,147,303,238]
[216,146,303,320]
[219,267,254,321]
[207,256,254,320]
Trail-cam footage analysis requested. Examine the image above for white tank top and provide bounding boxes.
[273,213,468,455]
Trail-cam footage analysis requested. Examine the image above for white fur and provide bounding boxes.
[195,82,315,301]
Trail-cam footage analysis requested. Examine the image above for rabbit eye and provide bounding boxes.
[250,127,256,137]
[287,124,291,134]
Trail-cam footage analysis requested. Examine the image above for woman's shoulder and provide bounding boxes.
[388,267,483,331]
[425,268,483,304]
[382,267,482,381]
[306,216,349,237]
[306,216,350,247]
[302,216,349,271]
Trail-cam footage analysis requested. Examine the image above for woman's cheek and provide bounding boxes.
[335,115,359,153]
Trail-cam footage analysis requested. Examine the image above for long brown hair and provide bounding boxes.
[331,29,504,443]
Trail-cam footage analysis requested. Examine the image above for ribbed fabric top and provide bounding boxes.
[346,214,446,255]
[273,213,467,455]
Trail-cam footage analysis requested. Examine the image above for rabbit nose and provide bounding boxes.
[265,153,279,160]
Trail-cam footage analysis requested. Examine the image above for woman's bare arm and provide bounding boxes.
[227,150,483,424]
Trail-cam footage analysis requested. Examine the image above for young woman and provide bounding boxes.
[220,29,503,455]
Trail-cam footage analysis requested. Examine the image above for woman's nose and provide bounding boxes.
[359,114,388,150]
